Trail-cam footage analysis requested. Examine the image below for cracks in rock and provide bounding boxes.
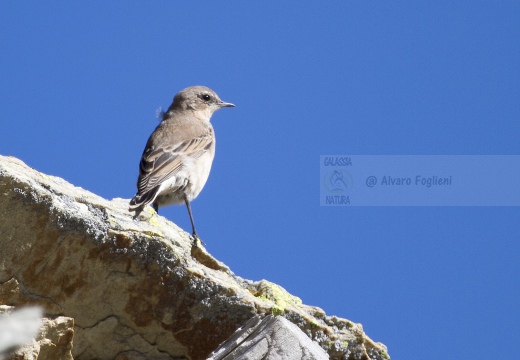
[12,277,63,311]
[75,314,120,330]
[171,325,194,337]
[107,270,136,278]
[113,347,180,360]
[76,315,179,359]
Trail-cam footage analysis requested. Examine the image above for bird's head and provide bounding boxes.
[169,86,235,120]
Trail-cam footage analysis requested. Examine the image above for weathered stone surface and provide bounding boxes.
[0,155,390,360]
[0,306,73,360]
[208,315,329,360]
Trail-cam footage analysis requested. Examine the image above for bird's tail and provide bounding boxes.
[129,187,160,211]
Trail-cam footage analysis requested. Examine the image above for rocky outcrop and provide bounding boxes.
[0,306,73,360]
[208,315,329,359]
[0,155,389,360]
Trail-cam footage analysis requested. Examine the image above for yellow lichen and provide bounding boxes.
[144,230,164,238]
[253,280,302,314]
[271,305,284,316]
[149,215,163,229]
[39,172,51,180]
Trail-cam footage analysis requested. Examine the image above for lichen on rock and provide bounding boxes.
[0,155,389,360]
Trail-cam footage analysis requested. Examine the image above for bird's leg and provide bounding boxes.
[153,202,159,213]
[184,195,199,241]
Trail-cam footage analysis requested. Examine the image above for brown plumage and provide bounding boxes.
[129,86,235,238]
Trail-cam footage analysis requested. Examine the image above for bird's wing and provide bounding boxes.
[136,132,214,197]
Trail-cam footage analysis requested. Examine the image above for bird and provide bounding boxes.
[129,86,235,240]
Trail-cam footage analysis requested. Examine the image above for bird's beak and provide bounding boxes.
[219,101,235,108]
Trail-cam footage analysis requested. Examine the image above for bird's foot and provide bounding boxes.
[130,206,153,222]
[191,233,206,247]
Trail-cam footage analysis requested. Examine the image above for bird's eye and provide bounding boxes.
[201,94,211,101]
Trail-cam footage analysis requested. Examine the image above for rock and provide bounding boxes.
[208,315,329,359]
[0,155,390,360]
[0,305,73,360]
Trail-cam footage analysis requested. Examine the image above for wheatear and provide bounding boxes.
[129,86,235,239]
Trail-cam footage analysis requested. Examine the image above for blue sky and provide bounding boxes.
[1,2,520,359]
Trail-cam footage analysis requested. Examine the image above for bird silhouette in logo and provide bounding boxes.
[328,170,349,192]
